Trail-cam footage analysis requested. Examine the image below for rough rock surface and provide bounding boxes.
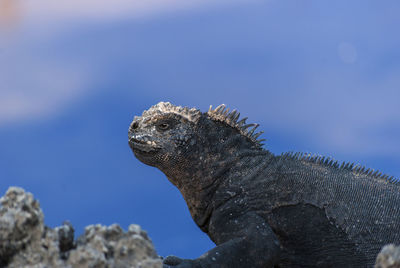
[0,187,162,268]
[375,244,400,268]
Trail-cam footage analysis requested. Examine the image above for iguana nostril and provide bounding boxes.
[131,121,139,130]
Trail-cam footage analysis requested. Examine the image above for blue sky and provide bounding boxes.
[1,0,400,258]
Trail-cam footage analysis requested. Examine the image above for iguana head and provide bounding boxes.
[128,102,265,186]
[128,102,201,169]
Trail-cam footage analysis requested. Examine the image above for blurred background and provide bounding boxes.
[1,0,399,259]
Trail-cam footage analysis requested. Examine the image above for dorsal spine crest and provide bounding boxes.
[207,104,265,147]
[282,152,398,184]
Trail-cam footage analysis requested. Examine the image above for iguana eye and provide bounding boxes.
[156,122,170,131]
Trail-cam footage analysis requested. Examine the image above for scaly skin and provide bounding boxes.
[128,102,400,268]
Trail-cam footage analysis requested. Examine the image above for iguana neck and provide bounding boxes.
[163,145,273,231]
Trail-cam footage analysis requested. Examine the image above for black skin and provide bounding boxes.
[129,103,400,267]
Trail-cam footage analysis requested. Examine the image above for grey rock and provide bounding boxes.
[0,187,162,268]
[375,244,400,268]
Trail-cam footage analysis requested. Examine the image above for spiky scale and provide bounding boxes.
[372,170,380,177]
[333,160,339,167]
[223,108,230,117]
[237,117,248,126]
[228,110,238,121]
[248,124,259,136]
[215,104,225,113]
[234,112,240,122]
[242,123,256,130]
[253,131,264,139]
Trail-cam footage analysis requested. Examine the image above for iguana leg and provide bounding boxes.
[163,211,281,268]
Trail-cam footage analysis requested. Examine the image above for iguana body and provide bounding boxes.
[128,102,400,267]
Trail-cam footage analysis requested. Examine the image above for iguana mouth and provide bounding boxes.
[129,135,160,153]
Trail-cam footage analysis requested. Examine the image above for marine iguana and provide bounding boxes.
[128,102,400,268]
